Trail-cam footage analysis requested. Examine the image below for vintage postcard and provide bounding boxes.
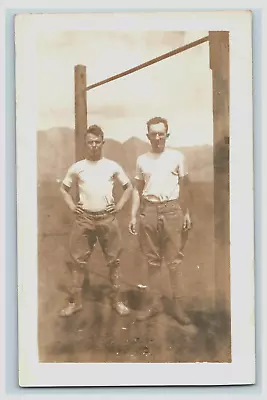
[15,11,255,386]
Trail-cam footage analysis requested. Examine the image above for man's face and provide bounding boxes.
[85,133,104,160]
[147,122,168,153]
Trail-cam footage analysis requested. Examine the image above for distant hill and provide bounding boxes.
[122,137,150,180]
[37,128,213,182]
[37,127,75,181]
[176,145,214,182]
[102,138,129,173]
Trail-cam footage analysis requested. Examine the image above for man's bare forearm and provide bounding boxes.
[60,185,76,211]
[179,175,192,214]
[131,188,141,218]
[116,184,133,211]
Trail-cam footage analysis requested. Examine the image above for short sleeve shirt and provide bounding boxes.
[135,148,188,202]
[63,158,130,211]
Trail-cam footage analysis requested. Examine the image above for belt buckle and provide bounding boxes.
[86,210,102,218]
[94,212,105,219]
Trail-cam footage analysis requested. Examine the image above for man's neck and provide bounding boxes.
[85,155,103,162]
[150,148,166,155]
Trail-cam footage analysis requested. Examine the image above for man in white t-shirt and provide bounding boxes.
[59,125,133,317]
[129,117,192,325]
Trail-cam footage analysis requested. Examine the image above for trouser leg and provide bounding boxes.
[60,217,96,317]
[162,207,191,325]
[59,268,85,317]
[168,261,191,325]
[97,215,130,316]
[147,262,163,306]
[136,208,163,321]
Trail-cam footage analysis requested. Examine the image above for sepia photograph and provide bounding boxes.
[15,11,255,386]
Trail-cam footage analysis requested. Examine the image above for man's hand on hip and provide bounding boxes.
[105,204,117,214]
[70,203,84,215]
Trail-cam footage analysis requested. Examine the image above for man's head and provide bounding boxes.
[85,124,105,161]
[146,117,169,153]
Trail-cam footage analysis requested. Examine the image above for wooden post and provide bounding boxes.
[209,32,230,313]
[74,65,87,161]
[74,65,87,202]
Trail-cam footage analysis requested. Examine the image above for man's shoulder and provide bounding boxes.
[166,147,185,160]
[137,152,151,163]
[68,159,85,170]
[102,157,123,170]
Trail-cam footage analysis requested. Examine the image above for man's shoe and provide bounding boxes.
[59,302,83,317]
[135,302,163,321]
[173,298,191,325]
[113,301,131,316]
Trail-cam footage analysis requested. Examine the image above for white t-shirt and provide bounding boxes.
[135,148,188,202]
[62,158,130,211]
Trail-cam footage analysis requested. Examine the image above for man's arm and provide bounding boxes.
[60,164,83,215]
[116,181,133,212]
[179,174,191,213]
[113,165,133,212]
[60,183,84,215]
[132,179,144,218]
[177,152,192,230]
[60,184,76,212]
[129,179,145,235]
[179,174,193,230]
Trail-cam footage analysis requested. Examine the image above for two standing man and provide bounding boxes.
[60,118,192,325]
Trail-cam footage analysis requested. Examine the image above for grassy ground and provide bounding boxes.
[37,181,231,363]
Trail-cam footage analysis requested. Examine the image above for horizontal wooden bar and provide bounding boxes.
[85,35,209,91]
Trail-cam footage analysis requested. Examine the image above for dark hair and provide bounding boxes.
[146,117,168,133]
[86,124,104,140]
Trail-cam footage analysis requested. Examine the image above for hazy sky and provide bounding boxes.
[37,30,213,147]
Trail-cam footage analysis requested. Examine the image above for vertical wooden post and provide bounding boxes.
[74,65,87,202]
[209,32,230,313]
[74,65,87,161]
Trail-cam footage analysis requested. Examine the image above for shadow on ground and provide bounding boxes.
[37,180,231,363]
[40,281,231,363]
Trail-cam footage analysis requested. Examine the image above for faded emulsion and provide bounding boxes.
[37,30,231,363]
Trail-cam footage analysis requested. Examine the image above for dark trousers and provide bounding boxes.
[68,210,122,299]
[139,199,185,302]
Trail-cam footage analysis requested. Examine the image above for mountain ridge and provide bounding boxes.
[37,127,214,182]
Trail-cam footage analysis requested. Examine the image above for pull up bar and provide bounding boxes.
[85,35,209,91]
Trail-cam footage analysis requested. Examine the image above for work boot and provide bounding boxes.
[59,288,83,317]
[135,298,163,321]
[109,261,130,317]
[168,262,191,325]
[113,300,131,316]
[110,287,130,316]
[173,296,191,325]
[136,263,163,321]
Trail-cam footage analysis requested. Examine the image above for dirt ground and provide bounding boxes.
[38,181,231,363]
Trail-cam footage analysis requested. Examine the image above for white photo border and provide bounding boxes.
[15,10,255,387]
